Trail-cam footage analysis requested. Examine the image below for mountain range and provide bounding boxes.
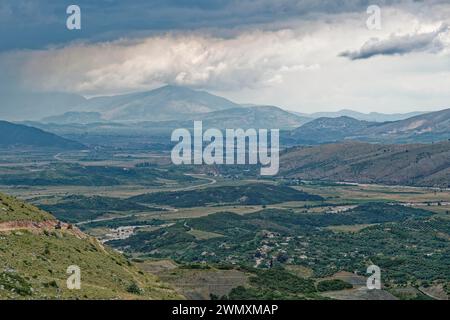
[38,86,308,129]
[188,105,310,129]
[288,108,450,144]
[23,85,435,129]
[42,112,104,124]
[293,109,426,122]
[360,108,450,142]
[1,85,448,148]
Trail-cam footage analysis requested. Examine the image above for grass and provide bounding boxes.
[0,193,53,223]
[0,229,182,299]
[285,265,314,278]
[0,192,182,300]
[187,229,224,240]
[327,224,376,233]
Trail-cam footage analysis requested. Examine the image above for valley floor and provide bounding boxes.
[0,148,448,300]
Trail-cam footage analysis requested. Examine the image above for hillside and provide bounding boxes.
[190,105,309,129]
[110,203,447,299]
[0,120,84,149]
[42,112,104,124]
[305,109,425,122]
[130,183,324,207]
[360,108,450,143]
[280,141,450,187]
[0,193,181,299]
[288,116,379,144]
[39,195,151,223]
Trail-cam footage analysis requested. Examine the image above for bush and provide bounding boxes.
[316,279,353,292]
[126,282,143,295]
[0,272,33,296]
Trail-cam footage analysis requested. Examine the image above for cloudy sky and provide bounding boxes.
[0,0,449,113]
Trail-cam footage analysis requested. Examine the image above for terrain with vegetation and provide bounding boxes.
[280,141,450,188]
[0,86,449,300]
[0,193,181,299]
[287,108,450,145]
[130,183,323,208]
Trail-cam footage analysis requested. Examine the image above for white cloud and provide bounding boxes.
[340,24,450,60]
[3,29,322,95]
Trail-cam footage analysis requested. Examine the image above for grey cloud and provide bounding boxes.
[340,24,449,60]
[0,0,437,52]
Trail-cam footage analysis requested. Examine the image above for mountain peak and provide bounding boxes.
[76,85,242,122]
[154,84,196,93]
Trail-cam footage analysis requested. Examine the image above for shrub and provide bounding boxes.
[317,279,353,292]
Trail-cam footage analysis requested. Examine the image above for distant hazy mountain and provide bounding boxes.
[42,112,104,124]
[288,116,379,144]
[41,87,308,129]
[304,109,426,122]
[0,92,87,121]
[75,85,242,121]
[360,108,450,143]
[280,141,450,188]
[0,120,84,149]
[190,105,310,129]
[287,109,450,145]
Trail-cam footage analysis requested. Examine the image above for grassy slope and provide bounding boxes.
[0,193,54,223]
[0,192,182,300]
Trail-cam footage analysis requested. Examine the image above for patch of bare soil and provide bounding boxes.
[419,284,449,300]
[159,268,250,300]
[0,219,86,238]
[321,271,398,300]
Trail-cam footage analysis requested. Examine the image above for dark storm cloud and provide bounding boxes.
[0,0,420,52]
[339,24,449,60]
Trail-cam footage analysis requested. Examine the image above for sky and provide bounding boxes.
[0,0,449,114]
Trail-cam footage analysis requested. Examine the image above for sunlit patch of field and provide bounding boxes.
[82,227,110,237]
[136,259,179,274]
[141,205,264,220]
[187,229,224,240]
[285,265,314,278]
[326,224,376,233]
